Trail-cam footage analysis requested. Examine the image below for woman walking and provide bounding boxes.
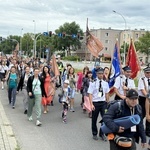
[17,66,32,114]
[41,66,55,114]
[82,71,93,117]
[67,67,76,112]
[5,66,18,108]
[27,67,46,126]
[0,61,7,90]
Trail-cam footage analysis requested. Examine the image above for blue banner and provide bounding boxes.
[109,43,121,88]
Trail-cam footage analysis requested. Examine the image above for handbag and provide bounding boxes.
[114,135,132,148]
[29,80,38,99]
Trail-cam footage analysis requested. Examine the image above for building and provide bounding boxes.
[75,28,147,63]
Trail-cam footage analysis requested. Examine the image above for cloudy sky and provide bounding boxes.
[0,0,150,37]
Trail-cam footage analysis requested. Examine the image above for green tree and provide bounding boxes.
[0,35,21,54]
[135,31,150,63]
[55,21,84,54]
[21,33,33,56]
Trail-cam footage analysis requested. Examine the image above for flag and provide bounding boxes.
[51,55,60,76]
[15,43,19,51]
[109,42,121,90]
[86,19,103,58]
[126,39,140,79]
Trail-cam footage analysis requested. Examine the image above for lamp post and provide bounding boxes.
[33,20,36,57]
[35,33,42,58]
[20,28,23,57]
[113,10,127,65]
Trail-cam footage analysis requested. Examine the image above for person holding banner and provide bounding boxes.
[103,89,147,150]
[114,66,135,100]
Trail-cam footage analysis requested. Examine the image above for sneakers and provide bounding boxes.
[93,135,98,140]
[99,129,107,141]
[12,106,15,109]
[2,87,4,90]
[99,133,107,141]
[36,120,42,126]
[28,116,33,121]
[63,116,67,123]
[70,108,75,112]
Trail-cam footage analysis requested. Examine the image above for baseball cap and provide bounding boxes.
[64,80,69,84]
[122,66,131,72]
[96,67,104,74]
[126,89,138,99]
[143,64,150,72]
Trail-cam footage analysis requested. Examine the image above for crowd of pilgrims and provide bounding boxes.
[0,54,150,149]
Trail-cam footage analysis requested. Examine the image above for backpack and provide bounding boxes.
[105,100,142,117]
[105,100,122,116]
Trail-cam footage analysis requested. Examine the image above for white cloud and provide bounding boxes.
[0,0,150,37]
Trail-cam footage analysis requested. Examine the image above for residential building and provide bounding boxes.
[75,28,147,63]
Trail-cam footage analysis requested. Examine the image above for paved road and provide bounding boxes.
[0,88,110,150]
[0,87,147,150]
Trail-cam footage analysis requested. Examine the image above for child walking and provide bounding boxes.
[59,80,70,123]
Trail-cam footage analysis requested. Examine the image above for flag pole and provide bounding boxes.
[85,18,88,63]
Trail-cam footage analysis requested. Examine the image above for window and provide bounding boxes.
[105,47,108,51]
[135,33,139,38]
[105,40,109,43]
[105,33,109,37]
[142,34,144,37]
[124,34,126,39]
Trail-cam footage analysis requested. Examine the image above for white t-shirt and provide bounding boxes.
[138,76,149,97]
[114,75,135,96]
[88,78,110,102]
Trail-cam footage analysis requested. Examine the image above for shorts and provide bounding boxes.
[70,88,75,98]
[0,72,5,81]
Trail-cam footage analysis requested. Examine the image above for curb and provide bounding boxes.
[0,100,18,150]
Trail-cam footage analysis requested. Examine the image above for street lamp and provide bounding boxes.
[20,28,23,56]
[33,20,36,57]
[35,33,42,58]
[113,10,127,65]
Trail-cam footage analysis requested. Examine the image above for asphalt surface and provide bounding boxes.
[0,88,111,150]
[0,83,147,150]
